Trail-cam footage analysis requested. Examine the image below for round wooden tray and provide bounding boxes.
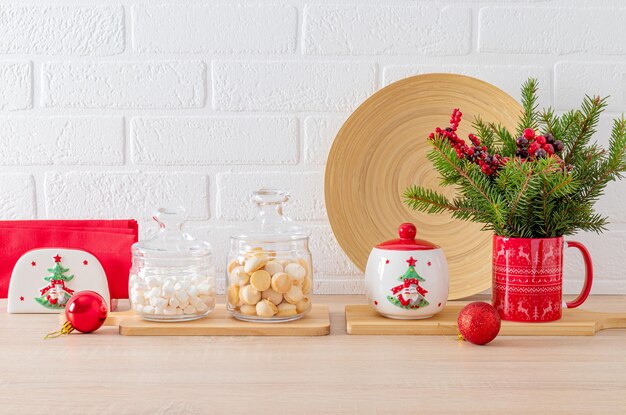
[325,74,522,299]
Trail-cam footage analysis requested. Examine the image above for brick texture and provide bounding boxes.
[0,174,35,219]
[42,61,205,109]
[212,61,377,111]
[304,5,471,55]
[0,62,31,110]
[0,5,123,55]
[131,117,297,165]
[0,117,123,165]
[480,7,626,55]
[133,4,296,54]
[216,172,325,221]
[45,172,209,220]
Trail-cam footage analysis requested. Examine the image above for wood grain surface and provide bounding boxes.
[325,74,523,300]
[346,302,626,336]
[2,295,626,414]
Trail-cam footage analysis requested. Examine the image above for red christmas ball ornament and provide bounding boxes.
[457,302,501,345]
[66,291,108,333]
[45,291,108,339]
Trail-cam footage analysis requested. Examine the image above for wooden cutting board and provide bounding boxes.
[59,305,330,336]
[346,303,626,336]
[118,304,329,336]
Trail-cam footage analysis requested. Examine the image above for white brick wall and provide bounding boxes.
[0,117,123,165]
[0,62,31,110]
[0,5,123,56]
[3,1,626,294]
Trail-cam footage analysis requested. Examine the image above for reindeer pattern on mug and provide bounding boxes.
[493,237,564,322]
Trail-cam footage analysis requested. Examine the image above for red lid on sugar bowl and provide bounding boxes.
[375,223,439,251]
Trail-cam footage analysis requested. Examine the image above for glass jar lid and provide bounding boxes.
[231,189,309,243]
[133,206,211,257]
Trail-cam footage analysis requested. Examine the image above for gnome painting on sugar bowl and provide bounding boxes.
[365,223,449,319]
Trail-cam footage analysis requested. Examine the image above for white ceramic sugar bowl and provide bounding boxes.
[365,223,449,319]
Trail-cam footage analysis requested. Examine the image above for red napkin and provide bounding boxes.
[0,220,138,299]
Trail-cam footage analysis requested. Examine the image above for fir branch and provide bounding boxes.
[402,186,454,214]
[490,122,517,157]
[429,139,494,205]
[402,185,483,217]
[516,78,539,137]
[564,95,607,164]
[473,116,496,152]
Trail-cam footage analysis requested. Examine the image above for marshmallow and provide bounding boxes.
[146,277,160,288]
[130,273,215,319]
[183,305,197,315]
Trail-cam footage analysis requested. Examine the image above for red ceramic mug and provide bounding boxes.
[492,236,593,322]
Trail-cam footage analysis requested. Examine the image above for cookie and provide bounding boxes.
[228,259,242,274]
[263,260,284,276]
[296,296,311,313]
[227,284,240,307]
[240,304,257,316]
[261,288,283,305]
[244,254,268,273]
[250,269,271,291]
[271,272,292,294]
[302,276,312,294]
[230,266,250,287]
[239,284,261,305]
[277,302,297,317]
[285,263,306,283]
[256,299,278,317]
[284,285,304,304]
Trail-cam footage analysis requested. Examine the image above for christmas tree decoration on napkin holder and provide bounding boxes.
[8,249,110,313]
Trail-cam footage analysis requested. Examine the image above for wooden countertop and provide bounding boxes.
[1,295,625,414]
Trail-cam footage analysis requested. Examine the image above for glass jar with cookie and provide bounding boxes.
[226,189,313,322]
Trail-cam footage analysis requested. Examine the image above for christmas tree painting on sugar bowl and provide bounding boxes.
[404,79,626,322]
[365,222,449,319]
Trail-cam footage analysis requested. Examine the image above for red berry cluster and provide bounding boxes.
[516,128,564,160]
[428,109,508,176]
